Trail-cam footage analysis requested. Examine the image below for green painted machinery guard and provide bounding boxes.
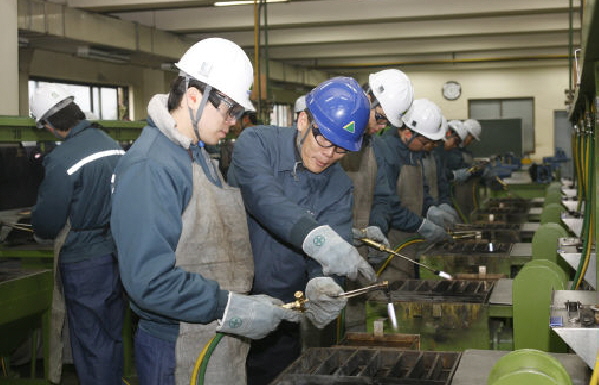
[540,203,566,225]
[513,260,568,352]
[531,223,571,278]
[487,349,573,385]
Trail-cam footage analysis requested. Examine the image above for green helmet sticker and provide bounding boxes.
[313,235,326,247]
[228,317,243,328]
[343,120,356,133]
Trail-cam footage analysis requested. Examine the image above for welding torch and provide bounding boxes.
[281,281,389,312]
[360,238,453,280]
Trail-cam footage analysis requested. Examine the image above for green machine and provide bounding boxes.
[366,280,494,351]
[0,115,144,143]
[487,349,573,385]
[0,267,52,383]
[513,260,569,352]
[489,171,549,200]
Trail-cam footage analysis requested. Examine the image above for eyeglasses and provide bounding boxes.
[208,90,245,121]
[374,112,389,122]
[310,124,349,154]
[412,131,434,146]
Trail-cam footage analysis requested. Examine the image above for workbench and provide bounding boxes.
[0,265,52,383]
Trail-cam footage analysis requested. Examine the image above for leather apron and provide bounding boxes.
[453,149,478,220]
[48,221,72,384]
[340,144,377,332]
[453,176,481,222]
[174,161,254,385]
[421,153,439,203]
[381,162,423,282]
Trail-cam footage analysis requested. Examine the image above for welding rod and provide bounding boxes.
[361,238,453,280]
[332,281,389,298]
[1,222,34,233]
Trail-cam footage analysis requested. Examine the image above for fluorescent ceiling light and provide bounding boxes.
[215,0,288,6]
[77,46,129,64]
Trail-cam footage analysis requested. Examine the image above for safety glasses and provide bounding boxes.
[411,131,434,146]
[310,124,349,154]
[209,90,245,121]
[374,112,389,122]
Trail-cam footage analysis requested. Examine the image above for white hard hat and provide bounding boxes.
[30,84,74,128]
[401,99,445,141]
[464,119,481,140]
[368,69,414,127]
[294,94,306,113]
[448,119,467,140]
[441,115,448,135]
[455,124,469,141]
[176,38,254,111]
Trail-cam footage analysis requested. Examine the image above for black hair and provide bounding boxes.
[167,75,235,114]
[168,76,208,112]
[243,111,258,125]
[362,81,377,106]
[45,102,86,132]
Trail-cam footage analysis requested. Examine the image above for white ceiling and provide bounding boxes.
[31,0,582,77]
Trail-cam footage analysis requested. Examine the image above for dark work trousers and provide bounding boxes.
[246,321,300,385]
[59,252,125,385]
[134,328,176,385]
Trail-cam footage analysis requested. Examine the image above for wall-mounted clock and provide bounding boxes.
[442,81,461,101]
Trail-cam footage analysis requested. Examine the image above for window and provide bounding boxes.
[270,104,292,127]
[469,98,534,153]
[28,79,129,120]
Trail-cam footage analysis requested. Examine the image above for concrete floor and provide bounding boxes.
[7,362,139,384]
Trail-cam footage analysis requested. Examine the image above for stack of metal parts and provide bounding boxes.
[271,347,461,384]
[366,280,494,351]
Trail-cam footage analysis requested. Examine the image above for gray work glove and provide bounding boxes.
[426,206,455,229]
[352,226,391,265]
[303,225,377,283]
[439,203,460,223]
[417,219,451,243]
[453,168,472,183]
[216,293,300,339]
[304,277,347,329]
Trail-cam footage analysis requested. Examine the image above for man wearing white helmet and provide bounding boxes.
[30,84,126,384]
[423,116,460,218]
[110,38,299,385]
[371,99,453,278]
[440,118,483,218]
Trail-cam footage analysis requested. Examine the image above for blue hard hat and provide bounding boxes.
[306,76,369,152]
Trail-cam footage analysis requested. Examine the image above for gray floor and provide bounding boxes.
[7,362,138,384]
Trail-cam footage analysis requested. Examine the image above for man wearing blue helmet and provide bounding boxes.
[229,76,376,384]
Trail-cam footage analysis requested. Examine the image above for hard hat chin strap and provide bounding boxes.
[296,122,311,153]
[186,77,211,146]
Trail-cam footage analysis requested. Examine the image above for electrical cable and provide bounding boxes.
[375,237,425,277]
[572,119,594,289]
[589,348,599,385]
[190,332,224,385]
